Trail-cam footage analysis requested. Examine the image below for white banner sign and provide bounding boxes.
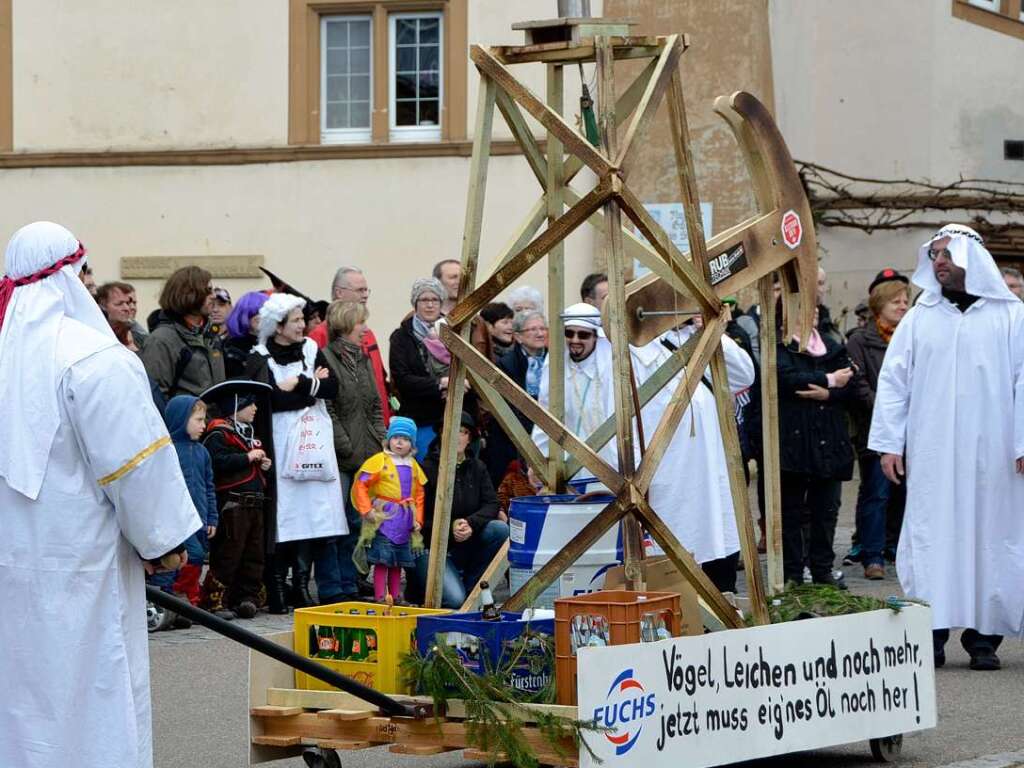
[577,606,936,767]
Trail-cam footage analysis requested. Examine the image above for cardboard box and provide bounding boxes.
[602,557,703,636]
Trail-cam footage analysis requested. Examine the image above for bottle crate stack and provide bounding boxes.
[554,590,682,704]
[293,601,450,694]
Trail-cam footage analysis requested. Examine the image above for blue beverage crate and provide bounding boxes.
[415,611,555,696]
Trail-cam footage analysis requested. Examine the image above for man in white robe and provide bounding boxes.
[870,223,1024,671]
[532,304,755,591]
[644,320,755,591]
[0,222,201,767]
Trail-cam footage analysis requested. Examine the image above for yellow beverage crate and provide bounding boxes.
[293,601,450,694]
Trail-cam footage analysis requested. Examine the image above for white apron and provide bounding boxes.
[262,338,346,543]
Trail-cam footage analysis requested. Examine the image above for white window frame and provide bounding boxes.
[320,14,374,145]
[388,11,444,143]
[967,0,1001,12]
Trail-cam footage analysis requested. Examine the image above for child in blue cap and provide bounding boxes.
[351,416,427,603]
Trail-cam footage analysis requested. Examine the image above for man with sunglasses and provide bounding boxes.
[532,303,619,468]
[870,224,1024,671]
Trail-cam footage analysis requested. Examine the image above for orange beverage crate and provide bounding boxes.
[554,590,681,705]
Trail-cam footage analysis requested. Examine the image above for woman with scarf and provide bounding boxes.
[776,301,856,588]
[846,270,910,580]
[223,291,269,378]
[316,300,386,602]
[246,293,345,612]
[389,277,457,456]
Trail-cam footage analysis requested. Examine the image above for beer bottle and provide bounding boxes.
[349,627,365,661]
[316,625,337,659]
[480,581,501,621]
[365,630,378,663]
[308,625,319,658]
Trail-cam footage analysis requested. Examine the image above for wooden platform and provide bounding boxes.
[251,687,580,767]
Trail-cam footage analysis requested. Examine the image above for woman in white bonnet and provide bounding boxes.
[246,293,346,613]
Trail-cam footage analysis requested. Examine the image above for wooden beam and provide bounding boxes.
[546,64,567,493]
[459,540,510,611]
[759,274,785,593]
[495,87,547,188]
[447,177,614,329]
[425,76,495,607]
[442,328,623,493]
[484,195,548,278]
[708,347,769,625]
[504,496,630,611]
[564,327,700,479]
[471,45,614,179]
[616,184,720,313]
[492,36,664,66]
[616,35,685,176]
[632,496,743,629]
[465,368,550,487]
[564,54,660,184]
[597,37,644,588]
[634,312,727,495]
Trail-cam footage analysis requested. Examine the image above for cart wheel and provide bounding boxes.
[146,601,176,633]
[870,734,903,762]
[302,746,341,768]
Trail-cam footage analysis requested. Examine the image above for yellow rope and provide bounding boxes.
[97,436,171,486]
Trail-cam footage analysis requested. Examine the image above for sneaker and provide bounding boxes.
[934,649,946,668]
[172,614,193,630]
[863,564,885,580]
[234,601,258,619]
[812,572,848,591]
[842,546,862,566]
[213,609,236,621]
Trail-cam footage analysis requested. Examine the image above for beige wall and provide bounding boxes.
[13,0,289,151]
[0,153,595,360]
[770,0,1024,324]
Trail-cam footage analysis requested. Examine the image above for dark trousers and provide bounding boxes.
[781,472,842,584]
[208,495,265,608]
[314,474,363,602]
[855,454,890,567]
[702,551,741,594]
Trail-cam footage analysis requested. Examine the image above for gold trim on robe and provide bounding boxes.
[98,436,172,486]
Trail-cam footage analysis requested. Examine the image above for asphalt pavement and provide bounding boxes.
[149,477,1024,768]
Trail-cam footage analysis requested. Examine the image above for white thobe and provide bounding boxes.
[869,295,1024,636]
[0,322,201,768]
[643,327,756,563]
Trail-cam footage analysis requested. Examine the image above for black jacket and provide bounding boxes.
[844,322,889,454]
[389,316,446,428]
[421,447,500,552]
[776,334,855,480]
[244,340,339,413]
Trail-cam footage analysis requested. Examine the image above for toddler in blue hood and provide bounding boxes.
[158,395,218,608]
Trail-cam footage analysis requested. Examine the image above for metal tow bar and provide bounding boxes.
[145,586,427,719]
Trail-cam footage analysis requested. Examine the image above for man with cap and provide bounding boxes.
[209,286,233,339]
[870,225,1024,670]
[0,222,201,767]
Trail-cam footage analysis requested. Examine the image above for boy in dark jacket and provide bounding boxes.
[160,395,218,607]
[201,390,272,619]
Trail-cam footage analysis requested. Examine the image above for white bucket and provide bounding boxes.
[508,494,621,609]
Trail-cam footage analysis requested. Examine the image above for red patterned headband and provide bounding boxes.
[0,242,87,330]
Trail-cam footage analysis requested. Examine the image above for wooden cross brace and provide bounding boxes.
[426,30,818,624]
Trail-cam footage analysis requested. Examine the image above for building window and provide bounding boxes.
[321,16,373,144]
[289,0,467,148]
[389,12,443,142]
[952,0,1024,40]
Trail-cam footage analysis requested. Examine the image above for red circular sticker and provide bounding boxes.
[781,210,802,250]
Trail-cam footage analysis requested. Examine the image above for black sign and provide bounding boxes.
[709,243,748,286]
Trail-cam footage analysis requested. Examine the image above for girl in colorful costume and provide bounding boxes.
[351,416,426,602]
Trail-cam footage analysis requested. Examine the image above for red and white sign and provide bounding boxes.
[781,209,802,250]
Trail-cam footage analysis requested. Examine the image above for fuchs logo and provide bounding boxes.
[593,668,656,756]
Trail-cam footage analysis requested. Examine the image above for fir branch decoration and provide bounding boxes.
[400,634,606,768]
[761,584,923,625]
